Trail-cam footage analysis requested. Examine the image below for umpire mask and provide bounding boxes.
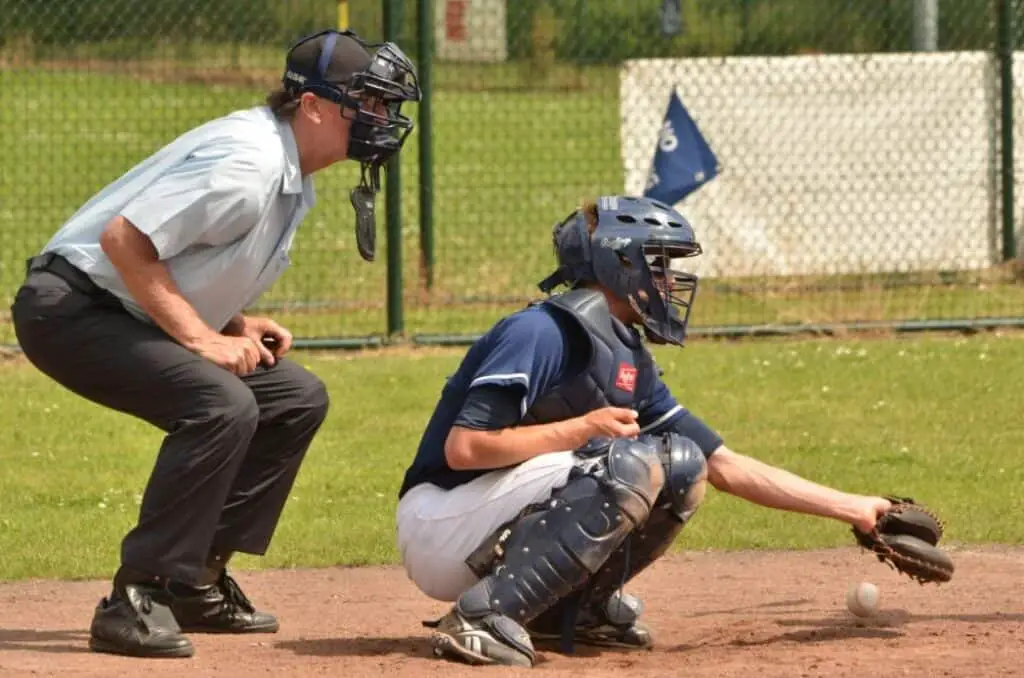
[283,30,421,262]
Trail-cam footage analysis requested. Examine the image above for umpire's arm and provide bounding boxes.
[101,216,219,349]
[100,217,262,374]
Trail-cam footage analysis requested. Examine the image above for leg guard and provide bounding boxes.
[463,437,663,624]
[431,438,663,666]
[529,433,707,650]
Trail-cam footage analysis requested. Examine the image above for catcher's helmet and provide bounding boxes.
[538,196,702,346]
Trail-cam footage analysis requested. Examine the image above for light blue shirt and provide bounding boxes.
[43,106,316,332]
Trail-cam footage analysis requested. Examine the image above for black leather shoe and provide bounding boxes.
[170,570,278,633]
[89,583,194,658]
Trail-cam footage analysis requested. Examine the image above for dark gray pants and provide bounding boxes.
[11,260,329,586]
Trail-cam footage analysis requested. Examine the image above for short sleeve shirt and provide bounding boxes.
[397,304,723,497]
[398,305,570,496]
[42,106,315,332]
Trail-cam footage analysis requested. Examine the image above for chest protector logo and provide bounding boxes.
[615,362,638,393]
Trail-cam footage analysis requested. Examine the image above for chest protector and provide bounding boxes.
[520,289,658,426]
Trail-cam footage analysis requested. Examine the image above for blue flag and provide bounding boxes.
[643,90,719,205]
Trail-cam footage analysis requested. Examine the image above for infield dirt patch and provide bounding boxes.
[1,546,1020,677]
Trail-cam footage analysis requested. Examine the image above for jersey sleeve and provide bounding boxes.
[638,377,724,457]
[466,310,569,419]
[638,377,685,433]
[453,384,524,430]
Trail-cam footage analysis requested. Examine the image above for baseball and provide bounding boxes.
[846,581,879,617]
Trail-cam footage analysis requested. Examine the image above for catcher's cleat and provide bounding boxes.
[527,591,653,651]
[89,583,194,658]
[529,619,653,650]
[425,607,535,668]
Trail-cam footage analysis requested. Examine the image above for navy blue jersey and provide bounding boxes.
[397,304,706,498]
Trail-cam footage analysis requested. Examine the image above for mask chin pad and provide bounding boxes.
[351,184,377,262]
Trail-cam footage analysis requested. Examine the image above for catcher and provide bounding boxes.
[395,196,953,668]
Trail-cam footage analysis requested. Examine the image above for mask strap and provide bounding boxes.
[538,268,568,294]
[317,32,338,79]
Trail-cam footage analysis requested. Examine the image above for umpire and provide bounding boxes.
[10,29,419,658]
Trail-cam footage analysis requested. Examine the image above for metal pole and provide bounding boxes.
[741,0,751,52]
[409,316,1024,347]
[911,0,938,51]
[417,0,435,289]
[384,0,405,334]
[999,0,1017,260]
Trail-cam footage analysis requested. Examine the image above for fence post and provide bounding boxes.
[911,0,938,51]
[418,0,435,289]
[337,0,349,30]
[999,0,1017,261]
[384,0,405,335]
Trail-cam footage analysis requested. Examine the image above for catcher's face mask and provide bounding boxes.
[628,244,700,346]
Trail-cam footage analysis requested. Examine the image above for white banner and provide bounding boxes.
[620,53,999,278]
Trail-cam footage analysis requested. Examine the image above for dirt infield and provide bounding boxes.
[1,546,1020,677]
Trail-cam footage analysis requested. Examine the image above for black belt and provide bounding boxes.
[25,253,106,297]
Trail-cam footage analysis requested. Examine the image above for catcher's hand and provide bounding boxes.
[852,496,954,584]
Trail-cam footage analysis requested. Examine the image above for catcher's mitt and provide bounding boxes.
[852,496,954,584]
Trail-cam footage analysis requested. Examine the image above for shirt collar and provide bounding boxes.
[276,117,304,195]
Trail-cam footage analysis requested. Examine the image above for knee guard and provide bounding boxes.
[458,437,664,626]
[659,433,708,523]
[547,433,708,626]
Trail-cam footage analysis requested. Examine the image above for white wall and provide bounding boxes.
[620,53,1000,279]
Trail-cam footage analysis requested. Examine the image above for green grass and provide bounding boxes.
[0,67,622,316]
[1,332,1022,581]
[1,65,1021,345]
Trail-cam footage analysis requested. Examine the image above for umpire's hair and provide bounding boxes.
[266,88,300,120]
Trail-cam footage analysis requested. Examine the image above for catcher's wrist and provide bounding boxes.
[838,500,876,532]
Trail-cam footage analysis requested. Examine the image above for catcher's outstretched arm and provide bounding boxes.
[706,446,890,533]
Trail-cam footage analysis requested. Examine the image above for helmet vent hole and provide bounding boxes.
[616,215,637,223]
[643,217,661,225]
[668,221,683,228]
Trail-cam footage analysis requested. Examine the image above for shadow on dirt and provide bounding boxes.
[661,608,1024,653]
[688,598,817,618]
[775,609,1024,629]
[0,628,92,655]
[276,635,431,659]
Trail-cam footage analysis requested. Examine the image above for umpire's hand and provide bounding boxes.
[193,334,264,375]
[234,316,293,366]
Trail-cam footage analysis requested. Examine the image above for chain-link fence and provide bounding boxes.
[1,0,1021,346]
